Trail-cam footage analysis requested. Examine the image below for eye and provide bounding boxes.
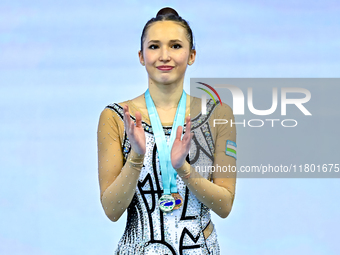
[148,44,159,50]
[172,44,182,49]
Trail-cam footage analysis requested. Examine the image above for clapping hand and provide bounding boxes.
[123,105,146,155]
[171,116,194,169]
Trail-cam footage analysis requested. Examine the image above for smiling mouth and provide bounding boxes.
[157,66,174,71]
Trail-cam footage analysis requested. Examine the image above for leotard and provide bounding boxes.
[97,97,237,255]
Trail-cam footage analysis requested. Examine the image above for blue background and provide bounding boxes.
[1,1,339,254]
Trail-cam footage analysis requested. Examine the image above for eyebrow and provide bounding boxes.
[147,39,183,44]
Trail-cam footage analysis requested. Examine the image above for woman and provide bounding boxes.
[97,7,237,255]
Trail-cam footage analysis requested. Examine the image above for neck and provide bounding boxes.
[147,79,184,108]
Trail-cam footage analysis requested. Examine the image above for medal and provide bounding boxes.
[171,193,183,210]
[159,194,176,212]
[145,89,187,213]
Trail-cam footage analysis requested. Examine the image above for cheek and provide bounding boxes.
[143,51,157,64]
[177,51,189,65]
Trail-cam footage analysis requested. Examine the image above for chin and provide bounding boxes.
[160,79,176,85]
[153,76,183,86]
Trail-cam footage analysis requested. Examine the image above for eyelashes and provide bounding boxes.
[148,45,158,50]
[172,44,182,49]
[148,44,182,50]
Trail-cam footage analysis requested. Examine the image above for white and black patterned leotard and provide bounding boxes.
[107,100,221,255]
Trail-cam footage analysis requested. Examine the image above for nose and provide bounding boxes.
[159,46,171,62]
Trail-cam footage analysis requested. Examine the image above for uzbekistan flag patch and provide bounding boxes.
[226,140,237,159]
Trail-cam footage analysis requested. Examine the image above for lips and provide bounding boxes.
[156,65,174,71]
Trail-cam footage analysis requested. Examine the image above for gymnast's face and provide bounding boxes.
[139,20,195,86]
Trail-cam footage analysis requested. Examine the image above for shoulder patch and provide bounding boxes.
[226,140,237,159]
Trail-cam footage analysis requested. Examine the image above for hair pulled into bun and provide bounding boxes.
[140,7,195,52]
[156,7,179,17]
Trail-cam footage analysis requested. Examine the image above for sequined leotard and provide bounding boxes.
[97,97,237,255]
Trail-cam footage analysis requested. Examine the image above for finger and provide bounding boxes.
[123,111,128,130]
[185,133,194,150]
[183,118,191,141]
[124,114,130,135]
[123,104,129,117]
[124,106,131,128]
[123,107,133,139]
[130,117,135,133]
[186,116,191,130]
[175,126,183,141]
[135,111,142,128]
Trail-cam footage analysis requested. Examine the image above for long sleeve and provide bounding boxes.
[176,102,237,218]
[97,107,145,222]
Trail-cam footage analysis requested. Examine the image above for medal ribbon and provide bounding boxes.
[145,89,187,195]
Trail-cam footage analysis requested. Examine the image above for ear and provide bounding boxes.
[138,50,145,66]
[188,49,196,65]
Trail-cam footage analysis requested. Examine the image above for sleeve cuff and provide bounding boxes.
[176,161,192,179]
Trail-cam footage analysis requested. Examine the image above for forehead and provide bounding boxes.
[146,20,188,42]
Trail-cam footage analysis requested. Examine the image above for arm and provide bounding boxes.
[172,103,237,218]
[176,161,235,219]
[97,107,145,222]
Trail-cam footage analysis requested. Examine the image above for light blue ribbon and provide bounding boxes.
[145,89,187,195]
